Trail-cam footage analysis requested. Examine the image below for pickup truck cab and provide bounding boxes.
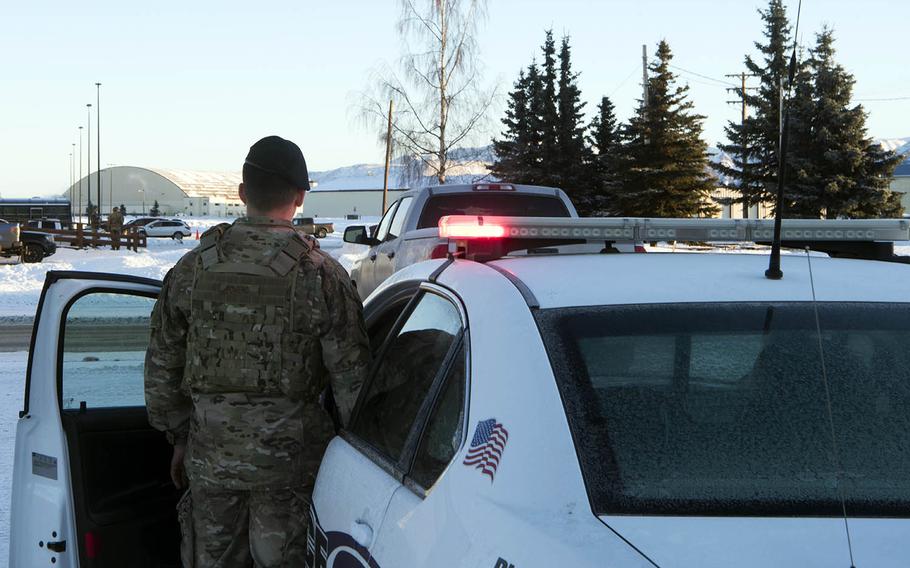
[343,183,577,299]
[292,216,334,238]
[0,218,55,263]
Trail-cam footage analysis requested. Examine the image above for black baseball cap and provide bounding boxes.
[244,135,310,190]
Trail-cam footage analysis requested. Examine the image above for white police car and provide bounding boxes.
[308,216,910,568]
[10,217,910,567]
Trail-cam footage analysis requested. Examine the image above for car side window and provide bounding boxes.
[410,344,466,490]
[386,196,413,240]
[351,292,463,464]
[61,292,156,409]
[374,201,400,242]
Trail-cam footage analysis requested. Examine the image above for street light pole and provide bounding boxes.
[78,126,83,224]
[86,103,92,225]
[107,163,115,211]
[96,83,102,219]
[71,143,76,209]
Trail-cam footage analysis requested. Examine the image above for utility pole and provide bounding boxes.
[96,83,102,219]
[382,99,394,214]
[725,72,758,218]
[641,45,649,110]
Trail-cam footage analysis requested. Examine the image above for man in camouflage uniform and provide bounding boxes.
[108,206,123,250]
[145,135,370,567]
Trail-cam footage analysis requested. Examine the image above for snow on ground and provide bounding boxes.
[0,216,376,318]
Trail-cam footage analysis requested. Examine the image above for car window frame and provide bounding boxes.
[342,283,468,486]
[385,196,414,241]
[401,330,470,498]
[374,200,401,243]
[56,287,158,411]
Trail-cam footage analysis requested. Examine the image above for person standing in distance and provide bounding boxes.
[108,206,123,250]
[144,135,370,567]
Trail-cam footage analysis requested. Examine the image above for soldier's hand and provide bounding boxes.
[170,443,188,489]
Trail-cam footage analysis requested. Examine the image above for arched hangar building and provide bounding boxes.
[66,166,400,218]
[67,166,247,217]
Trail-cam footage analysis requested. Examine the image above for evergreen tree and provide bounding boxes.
[786,29,903,218]
[491,68,534,182]
[539,30,560,179]
[715,0,792,215]
[586,96,621,214]
[491,62,547,185]
[150,200,160,216]
[613,40,718,218]
[555,36,592,209]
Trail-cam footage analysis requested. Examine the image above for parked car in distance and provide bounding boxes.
[137,219,192,239]
[292,216,334,238]
[343,182,578,299]
[0,218,55,263]
[0,219,22,259]
[123,217,161,229]
[26,218,69,230]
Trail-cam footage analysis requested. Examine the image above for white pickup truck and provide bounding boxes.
[343,183,578,299]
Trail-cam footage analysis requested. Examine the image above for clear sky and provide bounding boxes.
[2,0,907,197]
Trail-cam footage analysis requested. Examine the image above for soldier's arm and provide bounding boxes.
[319,258,371,427]
[144,261,193,445]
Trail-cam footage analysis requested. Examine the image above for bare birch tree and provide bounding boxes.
[358,0,496,186]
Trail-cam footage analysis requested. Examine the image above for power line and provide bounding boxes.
[608,65,641,97]
[668,64,738,87]
[854,96,910,102]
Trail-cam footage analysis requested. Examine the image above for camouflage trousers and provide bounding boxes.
[178,484,311,567]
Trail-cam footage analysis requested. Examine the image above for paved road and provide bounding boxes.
[0,322,32,352]
[0,318,149,353]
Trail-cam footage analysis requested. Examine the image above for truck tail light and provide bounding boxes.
[472,183,515,191]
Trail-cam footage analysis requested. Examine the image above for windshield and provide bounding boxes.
[416,193,570,229]
[536,302,910,517]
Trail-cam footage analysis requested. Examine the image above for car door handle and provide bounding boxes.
[385,251,395,259]
[351,519,374,548]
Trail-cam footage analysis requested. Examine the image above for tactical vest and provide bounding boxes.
[184,225,320,401]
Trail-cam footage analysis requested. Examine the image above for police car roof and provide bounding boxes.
[485,253,910,309]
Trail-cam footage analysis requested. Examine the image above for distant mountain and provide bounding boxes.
[309,146,493,191]
[877,137,910,155]
[309,137,910,192]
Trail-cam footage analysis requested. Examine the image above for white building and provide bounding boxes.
[68,167,246,217]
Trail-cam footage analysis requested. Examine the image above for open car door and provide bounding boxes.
[10,271,181,567]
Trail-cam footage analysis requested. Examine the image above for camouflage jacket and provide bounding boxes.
[144,216,370,489]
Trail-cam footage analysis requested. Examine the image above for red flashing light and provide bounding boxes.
[439,216,506,239]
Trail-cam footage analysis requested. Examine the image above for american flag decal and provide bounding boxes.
[463,418,509,482]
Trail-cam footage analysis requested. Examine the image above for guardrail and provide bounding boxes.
[33,224,147,251]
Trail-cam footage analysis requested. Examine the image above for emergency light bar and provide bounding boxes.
[437,216,910,243]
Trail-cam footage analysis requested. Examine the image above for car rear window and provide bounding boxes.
[536,302,910,517]
[416,193,570,229]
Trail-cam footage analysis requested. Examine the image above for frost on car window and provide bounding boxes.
[537,302,910,517]
[61,292,155,409]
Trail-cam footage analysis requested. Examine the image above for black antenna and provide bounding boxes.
[765,0,803,280]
